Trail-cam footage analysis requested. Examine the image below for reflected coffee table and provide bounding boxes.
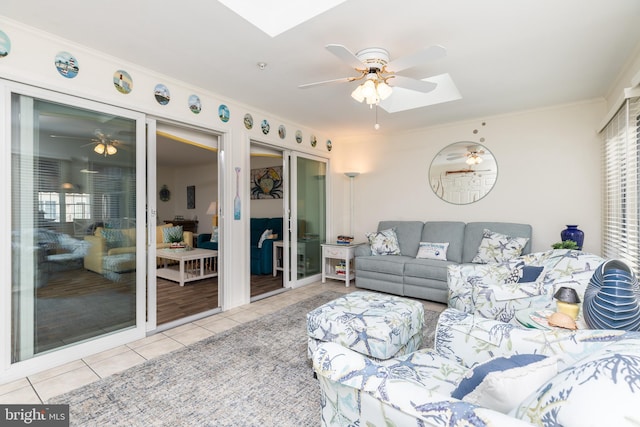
[156,248,218,286]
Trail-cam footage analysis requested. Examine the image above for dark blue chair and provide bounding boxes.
[250,217,283,275]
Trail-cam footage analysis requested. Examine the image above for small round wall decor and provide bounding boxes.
[54,51,79,78]
[310,135,317,147]
[154,83,170,105]
[0,30,11,58]
[188,95,201,114]
[218,104,230,123]
[261,119,270,135]
[326,139,332,151]
[159,185,171,202]
[295,130,302,144]
[278,125,286,139]
[113,70,133,94]
[244,113,253,130]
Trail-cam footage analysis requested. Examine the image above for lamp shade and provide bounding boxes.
[206,202,217,215]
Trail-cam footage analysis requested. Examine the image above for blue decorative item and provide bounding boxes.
[583,259,640,331]
[561,225,584,250]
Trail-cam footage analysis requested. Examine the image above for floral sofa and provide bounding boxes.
[313,307,640,427]
[447,249,605,323]
[83,223,193,275]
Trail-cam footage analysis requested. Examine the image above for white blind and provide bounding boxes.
[601,96,640,272]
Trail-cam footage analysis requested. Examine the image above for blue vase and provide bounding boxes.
[561,225,584,250]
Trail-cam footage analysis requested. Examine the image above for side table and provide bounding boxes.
[273,240,284,277]
[321,243,363,286]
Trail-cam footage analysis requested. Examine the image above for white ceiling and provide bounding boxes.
[2,0,640,140]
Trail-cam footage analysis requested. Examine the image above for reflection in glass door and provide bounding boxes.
[10,92,141,363]
[292,155,327,284]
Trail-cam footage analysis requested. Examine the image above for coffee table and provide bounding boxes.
[156,248,218,286]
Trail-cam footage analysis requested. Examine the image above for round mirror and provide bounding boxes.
[429,141,498,204]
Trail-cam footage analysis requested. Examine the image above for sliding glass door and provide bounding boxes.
[4,84,146,375]
[290,153,327,286]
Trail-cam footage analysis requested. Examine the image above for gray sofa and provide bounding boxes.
[355,221,532,303]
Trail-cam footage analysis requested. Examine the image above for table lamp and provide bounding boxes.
[553,286,581,320]
[206,201,217,226]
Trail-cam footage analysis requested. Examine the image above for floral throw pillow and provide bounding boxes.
[162,225,183,243]
[366,228,401,256]
[210,226,219,243]
[472,229,529,263]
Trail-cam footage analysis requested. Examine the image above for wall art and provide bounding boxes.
[278,125,286,139]
[189,95,201,114]
[251,166,283,199]
[234,167,241,220]
[113,70,133,94]
[54,51,79,78]
[187,185,196,209]
[218,104,230,122]
[244,113,253,130]
[295,130,302,144]
[310,135,317,147]
[326,139,332,151]
[154,83,170,105]
[261,119,270,135]
[0,30,11,58]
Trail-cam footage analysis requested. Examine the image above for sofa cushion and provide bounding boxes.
[513,336,640,426]
[378,221,424,257]
[462,222,532,263]
[404,258,456,282]
[422,221,466,263]
[416,242,449,260]
[452,354,557,414]
[366,228,401,256]
[471,229,529,263]
[356,255,411,276]
[100,229,131,249]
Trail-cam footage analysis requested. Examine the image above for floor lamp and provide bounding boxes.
[344,172,360,237]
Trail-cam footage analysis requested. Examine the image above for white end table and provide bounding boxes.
[321,243,363,286]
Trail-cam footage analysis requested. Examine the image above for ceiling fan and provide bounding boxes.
[50,128,126,156]
[299,44,447,107]
[447,146,486,165]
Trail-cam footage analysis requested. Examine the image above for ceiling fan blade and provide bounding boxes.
[326,44,363,70]
[386,45,446,72]
[390,75,437,93]
[298,76,354,89]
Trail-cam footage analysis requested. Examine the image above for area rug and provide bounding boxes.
[50,291,442,426]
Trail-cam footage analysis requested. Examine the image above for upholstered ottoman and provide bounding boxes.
[307,291,424,360]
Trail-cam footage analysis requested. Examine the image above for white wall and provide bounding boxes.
[331,100,605,254]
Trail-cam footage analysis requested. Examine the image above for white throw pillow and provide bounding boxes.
[451,354,557,414]
[366,228,401,256]
[416,242,449,260]
[210,226,219,243]
[472,229,529,263]
[257,229,272,248]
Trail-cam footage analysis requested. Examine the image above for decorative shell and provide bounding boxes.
[547,312,577,330]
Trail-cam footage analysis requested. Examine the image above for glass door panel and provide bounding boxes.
[11,94,138,362]
[294,156,326,282]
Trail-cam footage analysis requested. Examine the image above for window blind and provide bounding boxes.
[601,96,640,273]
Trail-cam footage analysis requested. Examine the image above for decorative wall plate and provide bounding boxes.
[244,113,253,130]
[218,104,230,122]
[159,185,171,202]
[54,51,79,78]
[278,125,286,139]
[0,30,11,58]
[113,70,133,94]
[261,119,270,135]
[154,83,170,105]
[311,135,317,147]
[326,139,332,151]
[189,95,201,114]
[295,130,303,144]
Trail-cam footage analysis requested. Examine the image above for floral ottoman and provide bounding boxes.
[307,291,424,360]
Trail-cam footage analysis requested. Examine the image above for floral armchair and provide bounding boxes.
[447,249,605,324]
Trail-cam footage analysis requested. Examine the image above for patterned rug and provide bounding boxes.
[50,291,442,426]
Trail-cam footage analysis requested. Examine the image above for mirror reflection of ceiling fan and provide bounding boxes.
[298,43,448,111]
[50,128,127,156]
[447,146,486,165]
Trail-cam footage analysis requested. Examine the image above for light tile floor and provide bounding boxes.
[0,281,445,404]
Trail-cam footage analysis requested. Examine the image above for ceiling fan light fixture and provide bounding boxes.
[94,143,106,155]
[106,143,118,156]
[377,80,393,100]
[351,85,365,102]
